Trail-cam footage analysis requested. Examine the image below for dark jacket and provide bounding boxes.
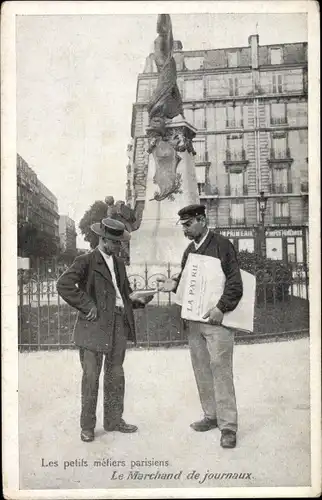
[175,230,243,313]
[56,248,142,352]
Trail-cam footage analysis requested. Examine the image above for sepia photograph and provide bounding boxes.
[1,1,320,498]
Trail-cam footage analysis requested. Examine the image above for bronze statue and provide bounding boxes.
[148,14,184,127]
[105,196,137,233]
[104,196,138,265]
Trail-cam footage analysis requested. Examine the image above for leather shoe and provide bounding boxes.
[220,430,236,448]
[81,429,94,442]
[104,419,138,433]
[190,417,218,432]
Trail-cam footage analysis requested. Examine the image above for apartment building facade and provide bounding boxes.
[17,154,60,244]
[59,215,77,253]
[127,35,308,267]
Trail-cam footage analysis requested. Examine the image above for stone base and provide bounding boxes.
[130,152,199,268]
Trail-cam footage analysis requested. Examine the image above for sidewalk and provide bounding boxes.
[18,338,311,490]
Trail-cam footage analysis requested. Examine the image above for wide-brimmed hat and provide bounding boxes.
[90,218,131,242]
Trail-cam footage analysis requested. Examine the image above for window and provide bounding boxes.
[272,74,283,93]
[266,237,283,260]
[228,52,238,68]
[270,166,292,193]
[185,56,204,70]
[287,237,296,263]
[194,108,205,129]
[271,102,287,125]
[228,77,239,96]
[137,79,157,102]
[230,201,245,224]
[270,48,283,65]
[286,237,304,266]
[137,80,150,101]
[142,111,149,132]
[227,135,244,161]
[274,167,288,186]
[275,201,289,220]
[226,105,243,128]
[229,172,244,196]
[272,135,287,159]
[184,79,204,100]
[238,239,254,252]
[195,165,206,195]
[193,138,206,162]
[184,107,205,129]
[207,76,221,97]
[197,183,206,196]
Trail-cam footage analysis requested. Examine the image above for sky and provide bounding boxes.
[16,12,307,248]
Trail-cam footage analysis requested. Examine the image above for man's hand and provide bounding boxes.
[86,305,98,322]
[156,277,177,293]
[130,291,154,305]
[202,306,224,325]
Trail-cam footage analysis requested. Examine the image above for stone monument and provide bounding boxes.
[129,14,200,277]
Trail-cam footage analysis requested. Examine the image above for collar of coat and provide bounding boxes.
[189,229,214,255]
[92,247,125,290]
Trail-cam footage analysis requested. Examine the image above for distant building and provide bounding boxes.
[59,215,77,253]
[127,35,308,267]
[17,154,60,243]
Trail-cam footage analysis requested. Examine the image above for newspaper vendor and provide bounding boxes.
[158,204,243,449]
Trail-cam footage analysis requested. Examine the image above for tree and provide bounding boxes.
[57,248,78,266]
[18,223,58,259]
[79,200,107,249]
[237,250,292,303]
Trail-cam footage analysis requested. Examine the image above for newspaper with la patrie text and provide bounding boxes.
[174,253,256,332]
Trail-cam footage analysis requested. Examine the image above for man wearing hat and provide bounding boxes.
[158,204,243,448]
[57,218,153,443]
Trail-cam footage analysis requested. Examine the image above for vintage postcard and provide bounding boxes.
[1,1,321,498]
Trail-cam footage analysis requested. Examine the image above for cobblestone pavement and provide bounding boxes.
[18,338,311,492]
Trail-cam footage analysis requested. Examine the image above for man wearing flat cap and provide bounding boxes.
[57,218,153,443]
[158,204,243,448]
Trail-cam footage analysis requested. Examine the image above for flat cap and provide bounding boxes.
[177,204,206,223]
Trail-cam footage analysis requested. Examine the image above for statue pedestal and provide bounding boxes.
[129,119,199,281]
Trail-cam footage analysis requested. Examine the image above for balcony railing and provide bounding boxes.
[268,183,293,194]
[274,216,291,224]
[226,119,244,128]
[225,149,247,162]
[225,185,248,196]
[269,147,292,160]
[300,181,309,193]
[270,116,288,126]
[200,185,219,196]
[228,217,246,226]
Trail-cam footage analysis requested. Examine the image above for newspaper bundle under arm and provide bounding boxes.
[174,254,256,332]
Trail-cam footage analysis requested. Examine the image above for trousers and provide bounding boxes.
[79,312,127,431]
[187,321,238,432]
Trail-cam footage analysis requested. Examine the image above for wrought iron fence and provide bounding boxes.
[17,260,309,351]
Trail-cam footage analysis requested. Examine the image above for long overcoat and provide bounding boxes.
[56,248,142,352]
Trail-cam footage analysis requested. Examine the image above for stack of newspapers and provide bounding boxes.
[174,254,256,332]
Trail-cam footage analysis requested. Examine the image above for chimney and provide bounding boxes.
[248,34,259,69]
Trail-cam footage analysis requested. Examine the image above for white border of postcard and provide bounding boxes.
[1,1,321,498]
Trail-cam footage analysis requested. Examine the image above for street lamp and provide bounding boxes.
[257,191,268,257]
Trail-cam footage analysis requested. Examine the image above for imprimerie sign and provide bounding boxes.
[217,228,304,238]
[265,229,303,237]
[218,229,254,238]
